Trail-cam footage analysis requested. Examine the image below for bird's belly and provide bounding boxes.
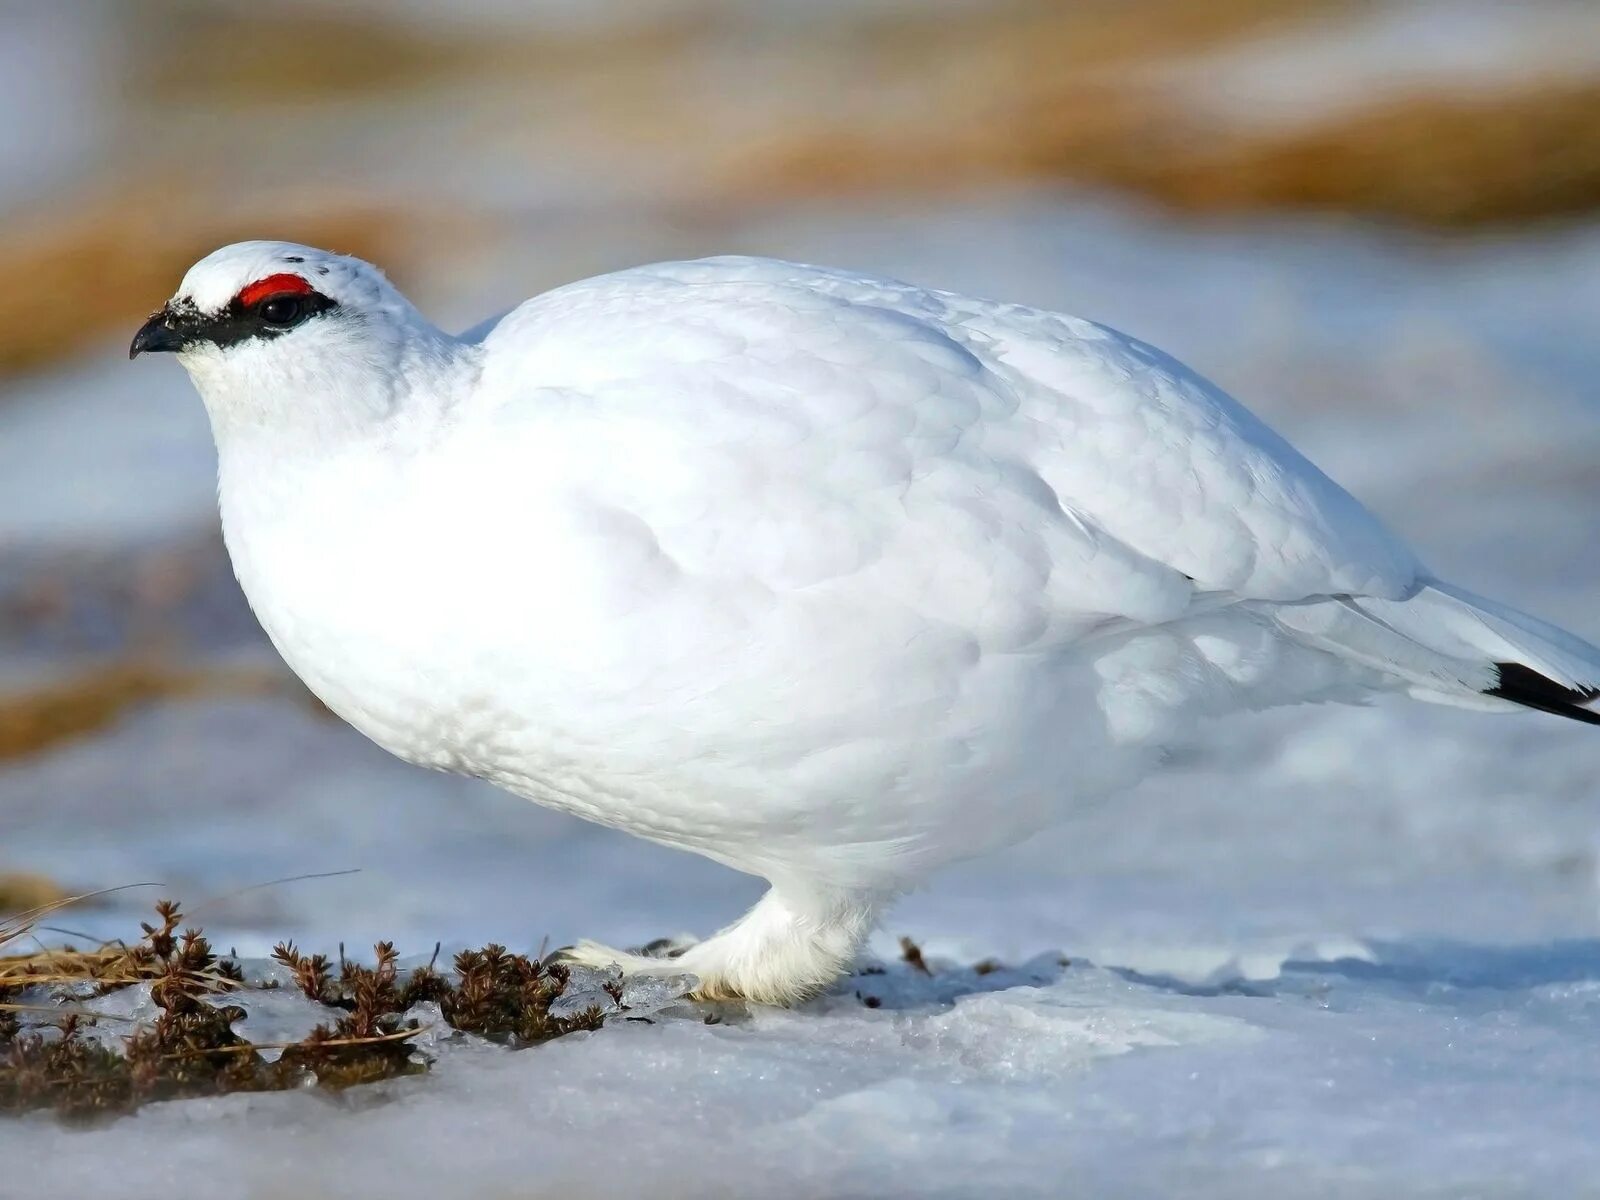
[235,509,1334,884]
[258,592,1169,881]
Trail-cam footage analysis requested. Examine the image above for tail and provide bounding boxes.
[1271,579,1600,726]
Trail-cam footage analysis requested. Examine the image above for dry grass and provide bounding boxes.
[130,0,711,103]
[0,891,224,993]
[0,894,610,1121]
[1112,79,1600,228]
[131,3,498,100]
[0,661,298,762]
[0,873,71,917]
[112,0,1600,231]
[0,896,419,1117]
[733,10,1600,231]
[7,0,1599,383]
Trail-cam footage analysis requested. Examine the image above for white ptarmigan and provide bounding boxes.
[132,241,1600,1004]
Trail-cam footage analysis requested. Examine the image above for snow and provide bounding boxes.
[0,352,217,552]
[3,191,1599,1196]
[6,947,1599,1198]
[0,5,111,212]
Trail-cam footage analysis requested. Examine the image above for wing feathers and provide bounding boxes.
[1485,663,1600,726]
[1273,580,1600,725]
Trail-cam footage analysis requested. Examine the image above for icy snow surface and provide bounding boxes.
[3,195,1600,1197]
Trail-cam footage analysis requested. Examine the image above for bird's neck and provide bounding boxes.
[206,327,480,553]
[195,322,478,452]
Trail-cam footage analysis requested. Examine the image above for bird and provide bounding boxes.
[130,240,1599,1005]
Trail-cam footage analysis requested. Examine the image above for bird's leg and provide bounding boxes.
[559,883,881,1007]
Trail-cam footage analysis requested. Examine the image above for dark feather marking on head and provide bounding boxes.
[154,286,339,353]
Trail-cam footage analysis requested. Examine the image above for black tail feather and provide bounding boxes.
[1485,663,1600,726]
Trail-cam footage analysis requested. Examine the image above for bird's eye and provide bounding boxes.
[258,294,304,326]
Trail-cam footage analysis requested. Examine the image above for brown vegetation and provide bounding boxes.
[0,873,70,915]
[733,7,1600,230]
[746,74,1600,229]
[113,0,1600,231]
[0,896,608,1121]
[130,0,711,103]
[1115,80,1600,228]
[6,0,1599,386]
[0,661,295,762]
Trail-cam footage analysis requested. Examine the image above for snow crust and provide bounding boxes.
[5,944,1599,1199]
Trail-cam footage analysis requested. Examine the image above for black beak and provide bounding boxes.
[129,308,190,359]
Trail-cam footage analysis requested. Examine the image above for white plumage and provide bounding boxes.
[132,241,1600,1004]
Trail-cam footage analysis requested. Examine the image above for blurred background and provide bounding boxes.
[2,0,1599,972]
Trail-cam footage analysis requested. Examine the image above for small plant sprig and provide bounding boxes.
[446,946,605,1044]
[2,899,301,1120]
[2,900,609,1121]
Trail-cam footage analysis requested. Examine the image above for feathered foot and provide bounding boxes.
[556,884,880,1007]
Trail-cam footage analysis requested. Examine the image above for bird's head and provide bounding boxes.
[131,241,444,439]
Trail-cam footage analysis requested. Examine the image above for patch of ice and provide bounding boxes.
[226,985,334,1059]
[547,964,623,1019]
[400,1000,451,1052]
[71,982,159,1051]
[616,972,698,1016]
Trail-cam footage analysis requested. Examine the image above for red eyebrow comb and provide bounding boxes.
[236,273,313,308]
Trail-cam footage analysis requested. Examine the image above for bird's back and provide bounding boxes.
[474,255,1421,617]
